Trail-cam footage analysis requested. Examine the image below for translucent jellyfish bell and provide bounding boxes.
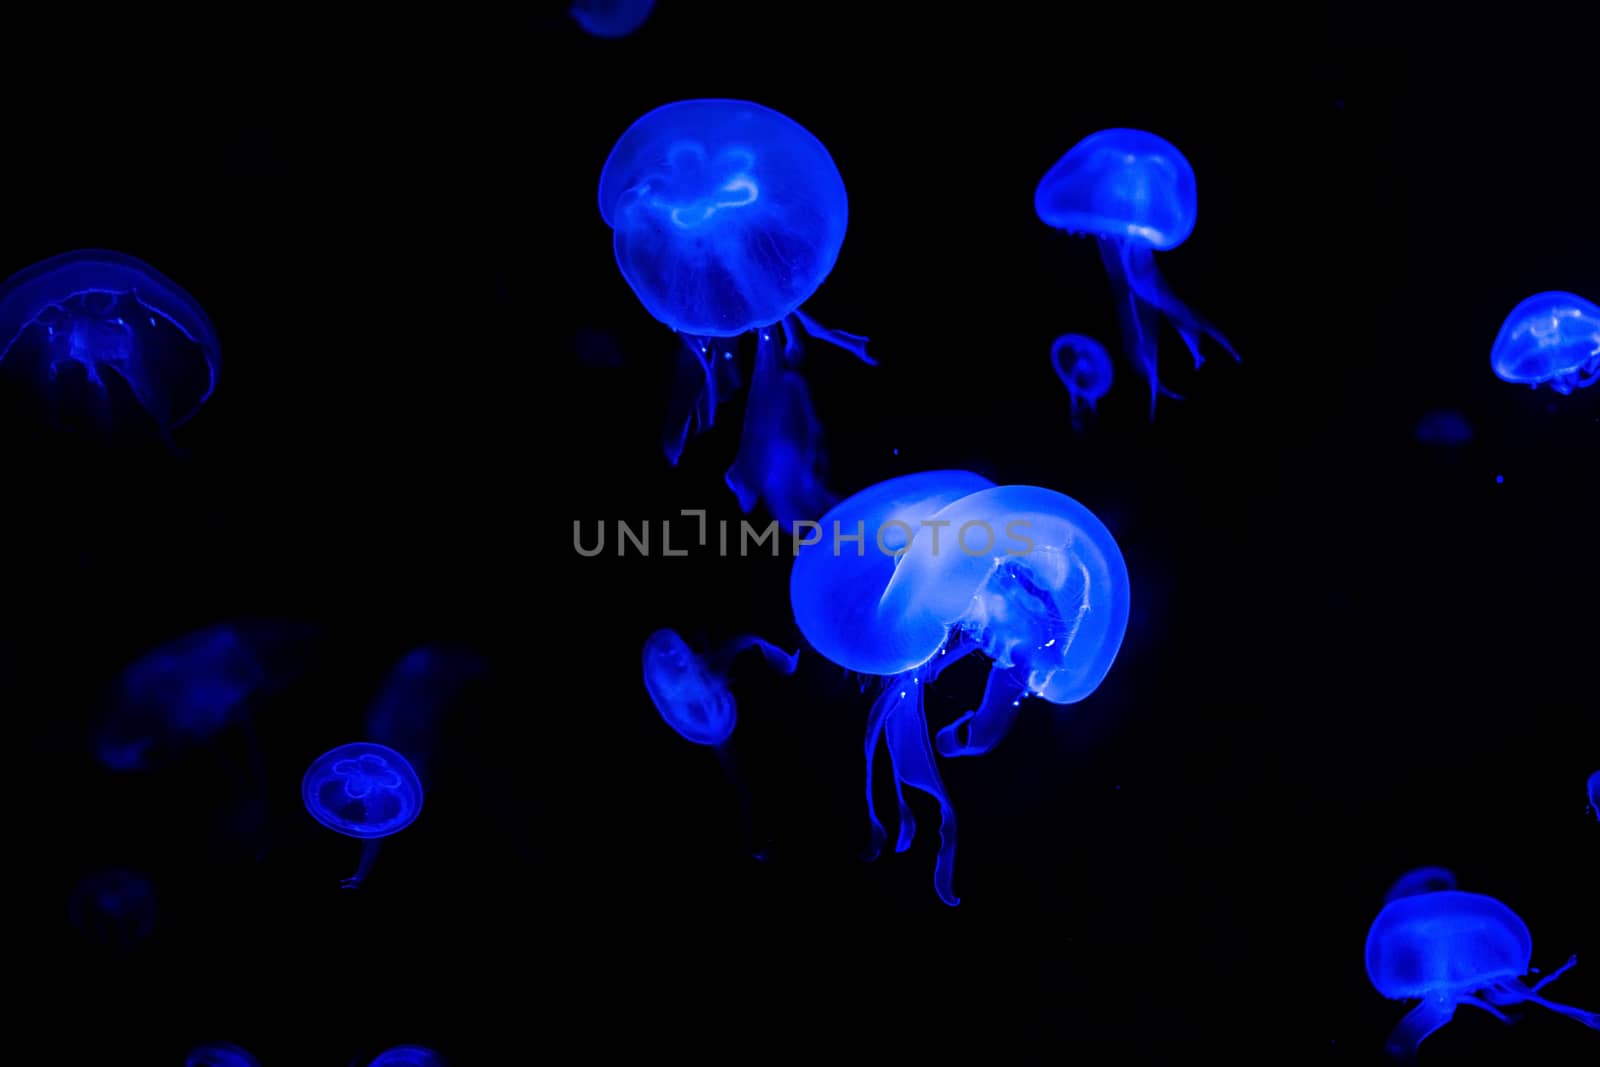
[1489,291,1600,395]
[598,98,873,523]
[1035,129,1238,414]
[185,1043,261,1067]
[569,0,654,37]
[68,868,157,952]
[302,741,424,889]
[1382,866,1457,903]
[1051,333,1114,433]
[0,249,220,436]
[363,1045,447,1067]
[1364,890,1600,1061]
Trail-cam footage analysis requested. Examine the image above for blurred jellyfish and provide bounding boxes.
[1035,129,1238,414]
[185,1043,260,1067]
[1051,333,1114,432]
[1413,409,1473,448]
[302,742,424,889]
[642,627,797,856]
[1365,890,1599,1061]
[1588,769,1599,820]
[364,645,488,787]
[68,868,156,952]
[790,470,1131,904]
[363,1046,446,1067]
[1382,866,1457,903]
[599,98,872,523]
[1490,291,1600,395]
[0,249,220,437]
[570,0,654,37]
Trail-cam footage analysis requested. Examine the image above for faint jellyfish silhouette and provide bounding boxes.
[642,627,798,857]
[1365,889,1599,1062]
[302,742,424,889]
[1490,291,1600,395]
[185,1043,261,1067]
[1413,409,1473,448]
[68,868,156,952]
[1051,333,1114,432]
[570,0,655,37]
[599,98,872,523]
[0,249,220,437]
[1035,129,1239,414]
[1588,769,1599,820]
[363,1045,447,1067]
[1382,866,1457,903]
[364,645,488,787]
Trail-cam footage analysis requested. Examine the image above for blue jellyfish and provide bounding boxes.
[185,1043,260,1067]
[68,868,156,952]
[1489,291,1600,394]
[1382,865,1457,904]
[599,98,873,524]
[0,249,220,436]
[1365,890,1600,1061]
[363,1045,446,1067]
[1413,409,1474,448]
[1051,333,1114,433]
[1035,129,1238,413]
[364,646,488,786]
[1588,769,1598,820]
[569,0,654,37]
[302,741,425,889]
[642,627,797,855]
[790,470,1131,904]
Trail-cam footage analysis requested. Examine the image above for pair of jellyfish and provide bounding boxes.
[1036,129,1239,416]
[789,469,1130,905]
[1366,875,1599,1061]
[642,628,798,856]
[0,249,219,438]
[1490,291,1600,395]
[598,98,873,525]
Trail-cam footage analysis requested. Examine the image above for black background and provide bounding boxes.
[5,7,1597,1064]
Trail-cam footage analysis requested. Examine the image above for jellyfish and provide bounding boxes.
[1588,769,1599,820]
[790,470,1131,905]
[364,646,488,787]
[184,1043,261,1067]
[1035,129,1239,414]
[302,742,424,889]
[642,627,797,856]
[1489,291,1600,394]
[68,868,156,952]
[1365,890,1600,1061]
[1051,333,1114,432]
[569,0,654,37]
[0,249,220,437]
[598,98,873,523]
[363,1046,447,1067]
[1382,866,1457,903]
[1413,409,1474,448]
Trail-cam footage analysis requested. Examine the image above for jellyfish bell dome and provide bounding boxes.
[363,1045,446,1067]
[569,0,654,38]
[598,98,850,337]
[1365,891,1533,999]
[301,742,424,839]
[641,628,736,746]
[1034,129,1198,252]
[1489,291,1600,394]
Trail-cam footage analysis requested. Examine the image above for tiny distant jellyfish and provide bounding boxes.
[0,249,220,438]
[1051,333,1114,432]
[68,868,156,952]
[1489,291,1600,395]
[569,0,654,37]
[1035,129,1239,414]
[1413,409,1473,448]
[598,98,874,524]
[185,1043,260,1067]
[1365,890,1600,1061]
[1382,866,1457,903]
[361,1045,446,1067]
[642,628,798,857]
[302,742,424,889]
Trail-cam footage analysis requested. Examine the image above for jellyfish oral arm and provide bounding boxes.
[1481,956,1600,1030]
[788,306,875,367]
[936,665,1029,758]
[341,839,382,890]
[1384,996,1457,1062]
[712,634,800,676]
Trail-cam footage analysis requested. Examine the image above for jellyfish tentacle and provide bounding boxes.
[712,635,799,676]
[663,335,712,465]
[1482,969,1600,1029]
[1528,954,1579,993]
[1384,997,1456,1063]
[936,665,1029,757]
[341,840,381,890]
[789,306,875,366]
[1117,240,1241,366]
[1456,995,1514,1023]
[881,680,960,907]
[1098,239,1182,416]
[724,324,835,523]
[861,682,898,861]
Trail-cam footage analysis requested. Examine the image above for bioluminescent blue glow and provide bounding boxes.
[365,1045,447,1067]
[1051,333,1114,432]
[365,646,488,785]
[1413,409,1473,448]
[599,99,872,523]
[570,0,654,37]
[68,868,156,952]
[1365,890,1600,1061]
[1588,769,1599,820]
[184,1043,260,1067]
[1489,291,1600,394]
[1035,129,1238,413]
[790,470,1131,905]
[0,249,220,434]
[1382,866,1457,903]
[302,741,424,889]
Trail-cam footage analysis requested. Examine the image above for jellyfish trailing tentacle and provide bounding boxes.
[864,672,961,906]
[725,317,835,523]
[1112,238,1240,370]
[788,306,875,366]
[935,664,1029,758]
[1481,956,1600,1028]
[664,334,742,466]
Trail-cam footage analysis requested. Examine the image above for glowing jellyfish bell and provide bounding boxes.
[1365,890,1599,1061]
[1382,865,1457,904]
[0,249,220,436]
[363,1045,447,1067]
[302,741,424,889]
[598,98,873,523]
[1489,291,1600,395]
[569,0,654,37]
[1051,333,1114,433]
[1035,129,1238,414]
[185,1043,261,1067]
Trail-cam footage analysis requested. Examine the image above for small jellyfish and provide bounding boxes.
[185,1043,260,1067]
[1365,889,1599,1061]
[68,868,156,952]
[1489,291,1600,394]
[362,1045,447,1067]
[302,742,424,889]
[599,99,873,523]
[642,627,797,855]
[1382,866,1457,903]
[569,0,654,37]
[0,249,220,436]
[1413,409,1474,448]
[1035,129,1238,413]
[1051,333,1114,432]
